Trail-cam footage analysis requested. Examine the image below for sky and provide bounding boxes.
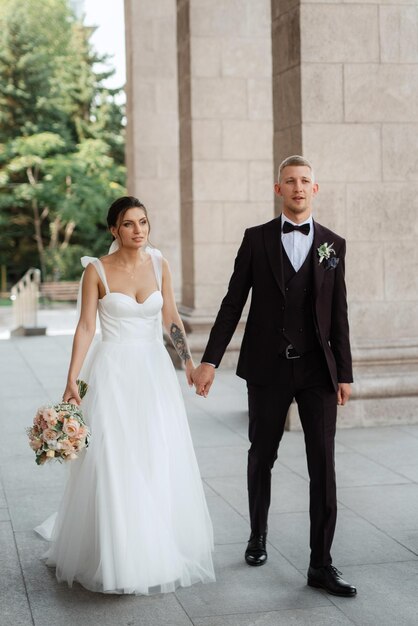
[82,0,126,91]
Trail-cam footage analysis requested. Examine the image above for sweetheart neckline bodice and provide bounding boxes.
[99,290,161,306]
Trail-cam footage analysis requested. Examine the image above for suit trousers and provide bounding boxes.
[247,349,338,568]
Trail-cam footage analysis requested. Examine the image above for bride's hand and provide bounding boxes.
[185,359,195,387]
[62,380,81,405]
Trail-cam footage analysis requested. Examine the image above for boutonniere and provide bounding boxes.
[317,242,339,270]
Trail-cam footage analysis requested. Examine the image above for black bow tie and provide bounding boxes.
[282,221,310,235]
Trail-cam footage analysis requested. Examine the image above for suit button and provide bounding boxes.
[299,328,303,332]
[285,287,289,292]
[281,306,285,311]
[282,328,285,332]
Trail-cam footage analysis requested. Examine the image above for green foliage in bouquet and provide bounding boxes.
[76,379,88,400]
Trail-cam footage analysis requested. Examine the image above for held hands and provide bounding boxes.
[337,383,351,406]
[191,363,215,398]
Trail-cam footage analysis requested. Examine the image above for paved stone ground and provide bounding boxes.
[1,327,418,625]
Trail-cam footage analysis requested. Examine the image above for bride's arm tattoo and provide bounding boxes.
[170,323,191,362]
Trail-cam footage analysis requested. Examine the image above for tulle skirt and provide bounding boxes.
[35,338,215,594]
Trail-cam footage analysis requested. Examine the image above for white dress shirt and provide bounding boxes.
[281,214,314,272]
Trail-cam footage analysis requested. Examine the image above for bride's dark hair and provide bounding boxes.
[107,196,151,236]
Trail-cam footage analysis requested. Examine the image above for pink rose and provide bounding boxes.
[62,418,80,438]
[58,410,67,422]
[43,408,58,427]
[29,438,43,451]
[69,437,86,450]
[43,428,59,443]
[75,426,87,440]
[58,439,75,453]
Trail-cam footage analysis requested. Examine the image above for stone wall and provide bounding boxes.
[298,0,418,348]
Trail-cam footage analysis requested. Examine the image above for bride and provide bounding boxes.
[35,196,215,594]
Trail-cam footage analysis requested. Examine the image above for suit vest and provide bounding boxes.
[278,244,320,354]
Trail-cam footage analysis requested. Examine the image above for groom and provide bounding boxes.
[193,155,356,597]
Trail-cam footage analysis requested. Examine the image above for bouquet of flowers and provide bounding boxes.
[27,380,91,465]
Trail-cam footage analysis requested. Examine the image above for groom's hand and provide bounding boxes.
[337,383,351,406]
[193,363,215,397]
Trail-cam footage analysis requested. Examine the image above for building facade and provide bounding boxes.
[125,0,418,426]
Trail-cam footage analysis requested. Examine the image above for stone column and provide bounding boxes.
[271,0,302,215]
[176,0,275,364]
[124,0,181,294]
[272,0,418,426]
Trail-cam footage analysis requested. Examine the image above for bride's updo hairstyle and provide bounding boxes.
[107,196,151,240]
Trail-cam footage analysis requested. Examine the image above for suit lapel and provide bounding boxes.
[263,217,285,297]
[312,220,326,300]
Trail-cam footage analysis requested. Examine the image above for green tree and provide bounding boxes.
[0,0,126,283]
[0,0,73,142]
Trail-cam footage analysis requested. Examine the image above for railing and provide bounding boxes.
[10,268,41,330]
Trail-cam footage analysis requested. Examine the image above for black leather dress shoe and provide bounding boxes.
[245,533,267,566]
[307,565,357,597]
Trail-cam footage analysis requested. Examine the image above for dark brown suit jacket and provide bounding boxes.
[201,216,353,390]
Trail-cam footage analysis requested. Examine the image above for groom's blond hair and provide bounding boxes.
[278,155,315,183]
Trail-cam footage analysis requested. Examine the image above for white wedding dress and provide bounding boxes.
[35,249,215,594]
